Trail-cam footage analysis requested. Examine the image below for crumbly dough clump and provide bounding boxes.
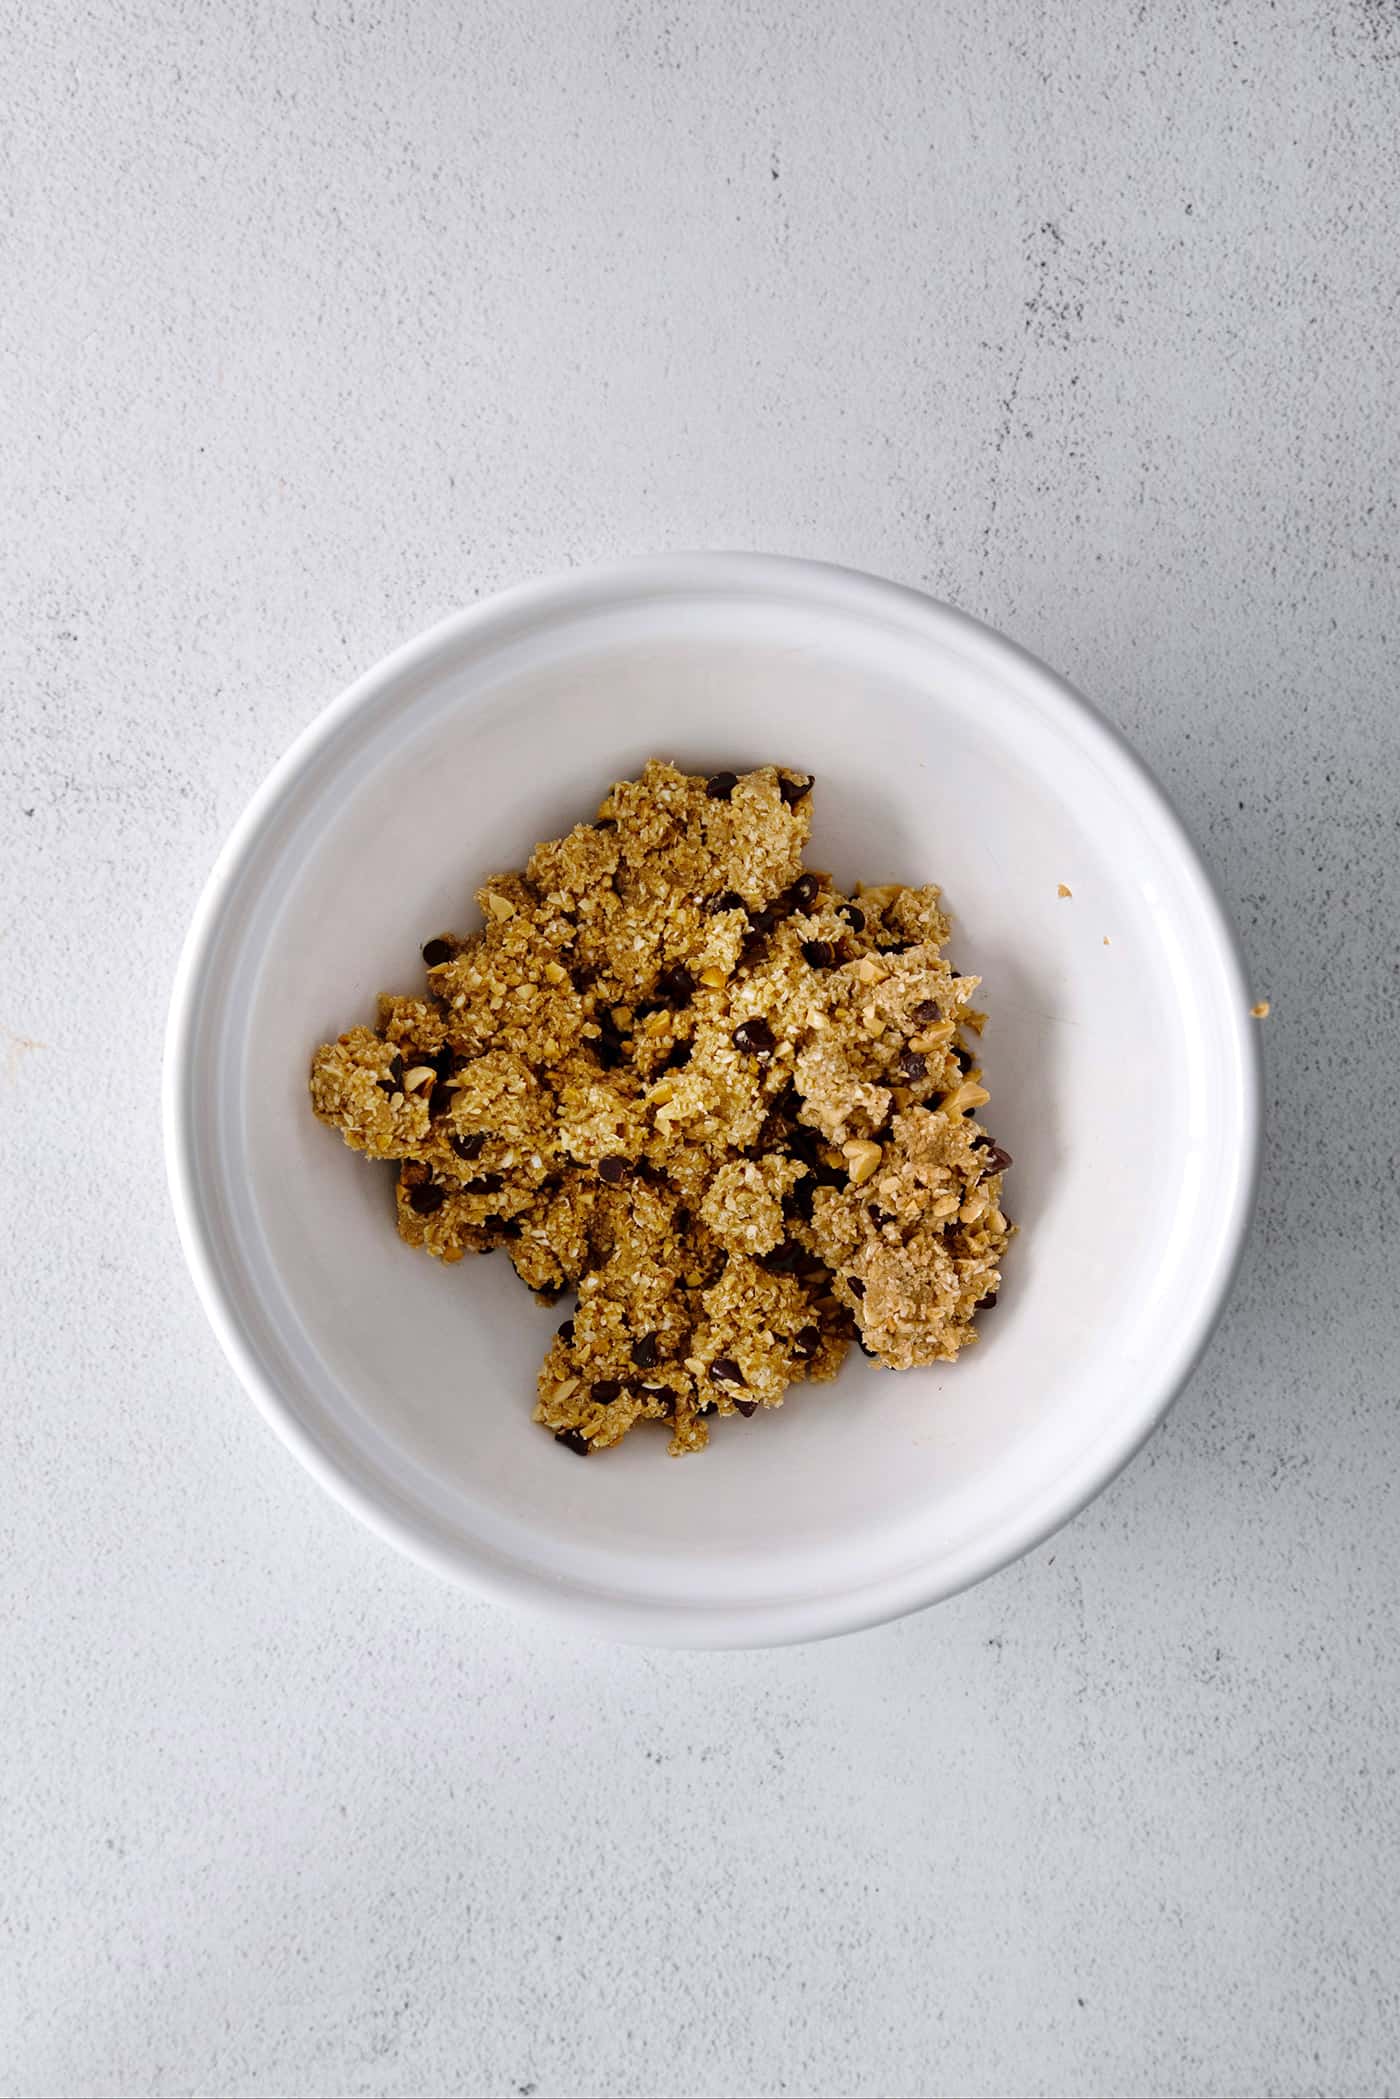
[309,762,1014,1456]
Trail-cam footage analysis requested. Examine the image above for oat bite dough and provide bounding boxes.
[309,762,1014,1456]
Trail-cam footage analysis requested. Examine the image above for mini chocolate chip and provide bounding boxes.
[705,771,738,801]
[792,1325,822,1361]
[848,1277,865,1298]
[555,1428,590,1455]
[840,903,866,933]
[631,1332,659,1370]
[953,1045,974,1075]
[421,938,453,967]
[912,998,942,1025]
[536,1282,564,1305]
[733,1016,776,1058]
[468,1173,503,1194]
[597,1155,630,1185]
[978,1291,999,1310]
[709,1357,747,1388]
[657,963,696,1003]
[790,872,820,910]
[897,1049,927,1083]
[451,1131,487,1161]
[982,1142,1014,1173]
[802,939,837,970]
[868,1205,896,1228]
[708,889,746,915]
[660,1038,693,1072]
[593,1379,623,1403]
[777,771,814,806]
[732,1395,759,1417]
[407,1182,445,1215]
[557,1318,576,1344]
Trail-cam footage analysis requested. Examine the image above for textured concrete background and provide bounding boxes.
[3,2,1398,2095]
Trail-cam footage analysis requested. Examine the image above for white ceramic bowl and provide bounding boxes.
[165,554,1259,1647]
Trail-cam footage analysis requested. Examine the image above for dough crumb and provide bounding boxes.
[309,763,1016,1456]
[1251,1000,1271,1019]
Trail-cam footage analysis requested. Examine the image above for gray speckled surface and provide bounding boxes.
[3,3,1398,2095]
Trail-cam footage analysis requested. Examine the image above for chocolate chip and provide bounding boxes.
[429,1047,457,1081]
[555,1428,590,1455]
[407,1182,445,1215]
[593,1379,623,1403]
[896,1049,927,1083]
[954,1046,974,1075]
[792,873,820,911]
[451,1131,487,1161]
[468,1173,503,1194]
[485,1215,521,1239]
[708,1357,747,1388]
[868,1205,895,1229]
[557,1318,576,1343]
[912,999,942,1025]
[421,938,453,967]
[631,1333,659,1370]
[840,904,866,933]
[732,1395,759,1417]
[657,964,696,1003]
[777,771,814,806]
[660,1038,693,1072]
[732,1017,776,1058]
[802,939,837,970]
[597,1155,630,1185]
[792,1325,822,1362]
[708,889,745,915]
[977,1291,999,1310]
[705,771,738,801]
[388,1053,405,1087]
[536,1282,564,1305]
[375,1077,397,1097]
[982,1142,1014,1173]
[848,1277,865,1299]
[738,931,770,971]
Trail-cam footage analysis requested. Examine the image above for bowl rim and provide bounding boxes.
[164,551,1262,1647]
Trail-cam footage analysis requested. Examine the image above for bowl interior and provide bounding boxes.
[174,563,1255,1642]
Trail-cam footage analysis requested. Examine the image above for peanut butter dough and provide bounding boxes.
[309,762,1013,1456]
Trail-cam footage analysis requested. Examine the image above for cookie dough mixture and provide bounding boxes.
[309,762,1014,1456]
